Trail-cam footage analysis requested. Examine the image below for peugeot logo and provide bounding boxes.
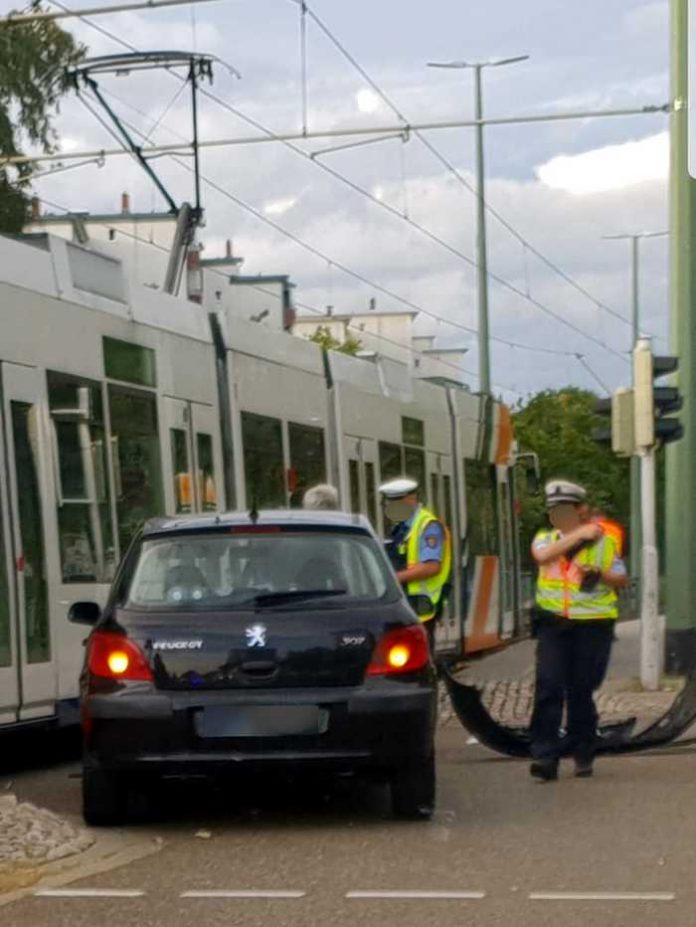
[245,623,267,648]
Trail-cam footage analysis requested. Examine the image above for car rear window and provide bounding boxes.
[124,530,399,610]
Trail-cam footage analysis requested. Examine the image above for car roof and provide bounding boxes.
[142,509,375,537]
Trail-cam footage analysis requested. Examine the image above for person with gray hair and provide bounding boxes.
[302,483,340,510]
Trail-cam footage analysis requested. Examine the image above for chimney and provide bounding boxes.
[31,196,41,221]
[225,238,232,259]
[369,297,376,311]
[121,192,130,215]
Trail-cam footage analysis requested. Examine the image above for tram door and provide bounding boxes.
[2,364,57,720]
[344,437,379,531]
[164,399,222,515]
[427,452,460,652]
[0,387,19,724]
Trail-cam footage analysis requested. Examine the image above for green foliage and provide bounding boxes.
[513,388,631,560]
[308,324,362,356]
[0,4,85,234]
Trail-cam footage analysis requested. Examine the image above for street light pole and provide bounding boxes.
[473,65,491,395]
[427,55,529,396]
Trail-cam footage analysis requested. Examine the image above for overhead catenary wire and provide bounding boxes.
[0,0,221,24]
[41,0,627,369]
[294,0,666,343]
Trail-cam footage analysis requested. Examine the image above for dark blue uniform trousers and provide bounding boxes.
[530,613,614,761]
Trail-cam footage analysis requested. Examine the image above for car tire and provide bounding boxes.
[82,767,128,826]
[390,753,436,820]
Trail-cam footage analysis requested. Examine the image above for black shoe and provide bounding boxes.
[530,759,559,782]
[574,757,594,778]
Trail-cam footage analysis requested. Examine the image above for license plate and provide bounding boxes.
[195,705,328,738]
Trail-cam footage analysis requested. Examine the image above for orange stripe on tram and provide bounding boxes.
[466,555,503,653]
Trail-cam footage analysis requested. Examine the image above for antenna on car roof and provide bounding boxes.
[248,492,259,525]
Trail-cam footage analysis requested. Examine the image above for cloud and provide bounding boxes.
[355,89,382,114]
[263,196,299,217]
[536,132,668,195]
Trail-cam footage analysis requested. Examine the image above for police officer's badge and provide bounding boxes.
[426,534,438,548]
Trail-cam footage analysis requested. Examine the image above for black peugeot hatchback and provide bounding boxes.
[71,511,437,825]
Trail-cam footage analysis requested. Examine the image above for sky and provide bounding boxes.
[1,0,673,401]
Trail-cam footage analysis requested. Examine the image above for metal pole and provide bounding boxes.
[630,236,642,585]
[665,0,696,674]
[640,445,660,690]
[473,65,491,395]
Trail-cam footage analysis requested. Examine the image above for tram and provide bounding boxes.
[0,228,523,732]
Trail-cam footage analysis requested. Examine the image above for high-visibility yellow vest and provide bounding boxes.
[399,506,452,623]
[534,529,619,620]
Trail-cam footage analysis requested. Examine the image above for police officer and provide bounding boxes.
[530,480,628,781]
[379,478,452,643]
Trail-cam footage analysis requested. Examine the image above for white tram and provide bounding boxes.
[0,229,521,731]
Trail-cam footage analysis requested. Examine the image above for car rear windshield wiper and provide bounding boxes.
[250,589,348,607]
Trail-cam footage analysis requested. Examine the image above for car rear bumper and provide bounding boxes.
[84,680,436,775]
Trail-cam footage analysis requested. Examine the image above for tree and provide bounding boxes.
[513,388,631,562]
[0,4,85,235]
[308,324,362,356]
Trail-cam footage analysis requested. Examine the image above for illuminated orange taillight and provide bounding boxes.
[366,625,430,676]
[87,631,153,682]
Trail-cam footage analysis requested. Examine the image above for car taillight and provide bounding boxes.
[366,625,430,676]
[87,630,153,682]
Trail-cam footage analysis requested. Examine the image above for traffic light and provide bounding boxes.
[593,388,634,456]
[633,339,683,448]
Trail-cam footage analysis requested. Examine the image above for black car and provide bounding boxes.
[71,511,437,825]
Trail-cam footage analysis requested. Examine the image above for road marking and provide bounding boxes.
[35,889,145,898]
[529,892,675,902]
[346,890,486,900]
[180,890,306,899]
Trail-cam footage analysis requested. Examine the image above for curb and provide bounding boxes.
[0,824,163,908]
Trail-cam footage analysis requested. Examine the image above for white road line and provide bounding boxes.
[346,890,486,900]
[180,890,306,899]
[35,889,145,898]
[529,892,675,902]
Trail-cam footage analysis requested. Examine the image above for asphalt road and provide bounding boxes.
[4,721,696,927]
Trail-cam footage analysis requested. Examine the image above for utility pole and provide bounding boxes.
[634,339,660,691]
[427,56,528,395]
[603,231,668,585]
[665,0,696,674]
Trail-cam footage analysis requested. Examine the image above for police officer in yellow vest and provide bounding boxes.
[379,478,452,644]
[530,479,628,781]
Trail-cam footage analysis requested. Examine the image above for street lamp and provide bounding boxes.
[427,55,530,395]
[602,230,668,583]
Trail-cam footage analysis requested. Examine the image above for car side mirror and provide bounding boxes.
[68,601,101,626]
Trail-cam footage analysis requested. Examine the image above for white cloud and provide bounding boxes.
[536,132,669,195]
[355,89,382,114]
[263,196,298,216]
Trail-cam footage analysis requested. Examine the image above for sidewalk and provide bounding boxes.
[443,620,680,731]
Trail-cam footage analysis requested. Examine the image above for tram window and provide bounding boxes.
[0,503,9,668]
[241,412,285,509]
[430,473,440,514]
[443,474,453,530]
[108,386,164,555]
[48,373,116,583]
[365,461,377,526]
[170,428,191,514]
[402,416,424,447]
[404,446,426,492]
[103,337,156,388]
[348,459,360,513]
[379,442,402,482]
[196,433,217,512]
[11,402,50,664]
[288,422,326,508]
[465,458,498,557]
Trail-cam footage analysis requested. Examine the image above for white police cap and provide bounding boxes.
[544,479,587,508]
[378,477,419,499]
